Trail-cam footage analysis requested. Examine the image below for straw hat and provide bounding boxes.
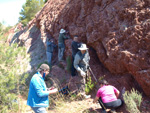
[78,44,88,50]
[60,29,66,33]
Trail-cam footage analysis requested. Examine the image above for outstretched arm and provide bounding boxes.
[49,88,58,95]
[62,33,68,39]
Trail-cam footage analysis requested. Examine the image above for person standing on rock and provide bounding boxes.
[93,80,123,113]
[58,28,70,62]
[27,64,58,113]
[71,35,81,76]
[46,38,57,66]
[74,43,90,97]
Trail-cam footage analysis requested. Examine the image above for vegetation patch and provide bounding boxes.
[0,33,30,112]
[66,56,72,73]
[48,93,91,113]
[85,76,96,94]
[123,88,142,113]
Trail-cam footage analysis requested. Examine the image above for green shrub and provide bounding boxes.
[66,56,72,73]
[85,76,96,94]
[0,37,30,112]
[19,0,44,26]
[123,88,142,113]
[0,25,12,42]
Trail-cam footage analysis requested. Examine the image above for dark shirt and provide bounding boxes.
[58,33,69,44]
[46,41,56,53]
[71,41,81,57]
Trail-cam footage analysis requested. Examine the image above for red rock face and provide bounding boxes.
[11,0,150,96]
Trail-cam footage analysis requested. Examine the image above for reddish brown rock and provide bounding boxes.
[8,0,150,97]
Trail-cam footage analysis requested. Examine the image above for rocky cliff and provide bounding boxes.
[9,0,150,96]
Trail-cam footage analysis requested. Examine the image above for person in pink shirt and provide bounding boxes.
[93,80,123,113]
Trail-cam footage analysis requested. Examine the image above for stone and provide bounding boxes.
[8,0,150,96]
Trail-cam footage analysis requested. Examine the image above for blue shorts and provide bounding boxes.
[31,107,47,113]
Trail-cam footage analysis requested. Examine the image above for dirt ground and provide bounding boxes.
[20,62,150,113]
[20,97,121,113]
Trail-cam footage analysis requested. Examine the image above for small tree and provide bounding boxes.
[0,35,30,112]
[19,0,44,26]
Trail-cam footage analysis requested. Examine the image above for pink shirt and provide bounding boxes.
[96,85,119,103]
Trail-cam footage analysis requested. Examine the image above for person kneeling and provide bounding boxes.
[93,80,123,113]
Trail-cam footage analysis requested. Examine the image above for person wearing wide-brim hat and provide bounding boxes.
[27,64,58,113]
[74,43,90,97]
[58,28,70,62]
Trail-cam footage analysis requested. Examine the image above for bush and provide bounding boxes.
[0,24,12,39]
[123,88,142,113]
[85,76,96,94]
[66,56,72,73]
[0,36,30,112]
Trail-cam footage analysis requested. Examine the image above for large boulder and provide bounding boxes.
[12,0,150,96]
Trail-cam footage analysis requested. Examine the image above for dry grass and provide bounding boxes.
[48,99,99,113]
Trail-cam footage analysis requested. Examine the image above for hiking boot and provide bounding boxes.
[101,110,107,113]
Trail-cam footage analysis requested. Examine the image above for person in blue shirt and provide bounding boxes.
[27,64,58,113]
[46,38,57,66]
